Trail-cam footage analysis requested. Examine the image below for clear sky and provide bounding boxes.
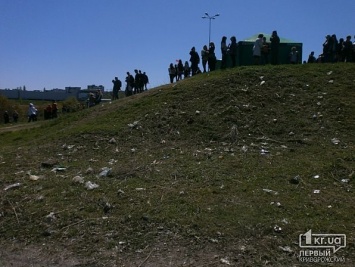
[1,0,354,91]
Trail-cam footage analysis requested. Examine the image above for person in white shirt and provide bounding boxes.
[27,103,37,122]
[253,34,264,65]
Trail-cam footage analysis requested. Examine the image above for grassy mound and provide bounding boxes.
[0,63,354,266]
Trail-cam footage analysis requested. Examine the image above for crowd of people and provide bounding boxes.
[168,31,355,83]
[111,69,149,100]
[43,100,58,120]
[307,34,355,63]
[167,31,285,83]
[3,110,18,124]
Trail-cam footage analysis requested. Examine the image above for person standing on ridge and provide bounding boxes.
[189,47,200,76]
[253,34,263,65]
[228,36,238,68]
[270,30,280,65]
[208,42,216,71]
[221,36,228,69]
[201,45,209,72]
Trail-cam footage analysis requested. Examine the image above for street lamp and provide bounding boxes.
[201,12,220,45]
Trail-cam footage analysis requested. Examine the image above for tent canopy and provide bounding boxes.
[242,33,300,44]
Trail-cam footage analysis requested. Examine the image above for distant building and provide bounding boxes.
[87,85,104,92]
[0,86,102,101]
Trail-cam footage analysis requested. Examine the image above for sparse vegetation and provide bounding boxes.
[0,63,354,266]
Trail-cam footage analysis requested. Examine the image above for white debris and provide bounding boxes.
[72,175,85,184]
[220,257,231,265]
[331,138,340,145]
[109,138,117,144]
[135,188,146,191]
[4,182,21,191]
[99,167,112,177]
[263,189,278,195]
[85,181,99,190]
[279,246,293,253]
[27,172,41,181]
[128,121,139,128]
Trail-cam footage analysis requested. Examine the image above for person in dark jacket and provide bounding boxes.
[270,30,280,65]
[3,111,10,124]
[189,47,200,76]
[220,36,228,69]
[208,42,217,71]
[228,36,238,67]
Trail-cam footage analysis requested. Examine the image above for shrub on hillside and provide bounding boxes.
[62,97,85,113]
[0,95,20,124]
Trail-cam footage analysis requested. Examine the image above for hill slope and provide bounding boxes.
[0,63,354,266]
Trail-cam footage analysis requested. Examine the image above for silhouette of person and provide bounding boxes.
[52,100,58,118]
[289,47,299,64]
[201,45,209,72]
[261,37,270,65]
[184,61,190,78]
[307,51,316,63]
[142,72,149,90]
[112,77,122,100]
[221,36,228,69]
[228,36,238,67]
[3,111,10,124]
[189,47,200,76]
[270,30,280,65]
[177,59,184,80]
[168,63,176,83]
[208,42,216,71]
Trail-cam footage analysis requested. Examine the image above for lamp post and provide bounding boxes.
[201,12,220,45]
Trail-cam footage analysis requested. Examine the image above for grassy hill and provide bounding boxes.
[0,63,354,266]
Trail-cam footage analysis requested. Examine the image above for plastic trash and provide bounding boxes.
[128,121,139,128]
[274,225,282,233]
[331,138,340,145]
[135,188,145,191]
[220,258,231,265]
[4,182,21,191]
[270,201,282,207]
[51,167,66,172]
[85,181,99,190]
[279,246,293,253]
[313,189,320,194]
[313,175,320,179]
[341,179,350,183]
[99,167,112,177]
[28,173,40,181]
[72,176,85,184]
[260,149,270,155]
[263,188,278,195]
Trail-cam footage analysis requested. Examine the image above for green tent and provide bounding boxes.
[236,33,303,66]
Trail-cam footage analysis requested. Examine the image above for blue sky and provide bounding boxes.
[1,0,354,91]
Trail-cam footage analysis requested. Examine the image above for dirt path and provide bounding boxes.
[0,122,42,133]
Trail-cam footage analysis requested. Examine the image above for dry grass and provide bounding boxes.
[0,63,354,266]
